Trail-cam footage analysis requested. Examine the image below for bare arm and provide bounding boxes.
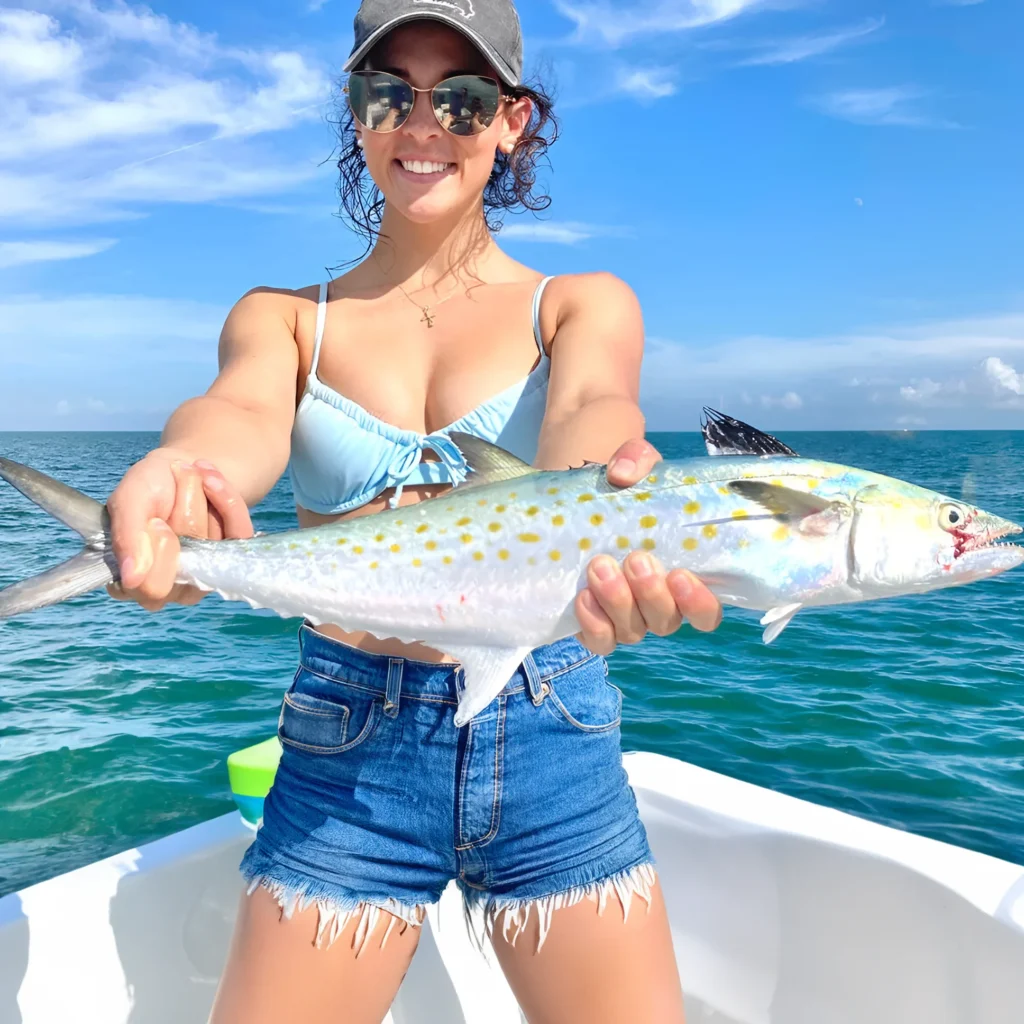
[536,273,722,653]
[107,288,300,607]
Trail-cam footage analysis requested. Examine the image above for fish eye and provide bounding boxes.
[938,503,966,532]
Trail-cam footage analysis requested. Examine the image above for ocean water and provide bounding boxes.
[1,430,1022,898]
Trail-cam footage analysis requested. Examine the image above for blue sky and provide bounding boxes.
[0,0,1021,432]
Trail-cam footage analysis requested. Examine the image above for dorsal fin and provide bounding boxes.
[701,408,799,458]
[447,432,539,488]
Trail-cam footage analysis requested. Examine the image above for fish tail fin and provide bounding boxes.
[0,457,116,620]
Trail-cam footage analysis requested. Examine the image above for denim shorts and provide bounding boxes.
[240,625,655,953]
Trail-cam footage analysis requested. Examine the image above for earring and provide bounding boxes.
[356,136,364,149]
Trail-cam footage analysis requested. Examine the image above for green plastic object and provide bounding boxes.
[227,736,282,824]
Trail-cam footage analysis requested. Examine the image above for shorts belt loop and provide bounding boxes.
[523,653,550,707]
[384,658,403,718]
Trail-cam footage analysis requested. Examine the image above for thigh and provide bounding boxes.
[490,876,685,1024]
[209,885,421,1024]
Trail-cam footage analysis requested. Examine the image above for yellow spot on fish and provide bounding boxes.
[489,523,502,533]
[331,561,338,570]
[773,525,790,542]
[552,515,565,527]
[590,513,604,527]
[289,543,298,551]
[425,540,437,551]
[640,515,657,529]
[478,500,488,507]
[526,506,539,517]
[732,509,749,520]
[684,501,701,515]
[550,550,562,562]
[353,546,363,555]
[916,514,931,530]
[443,555,453,565]
[642,538,656,551]
[416,524,429,534]
[509,492,517,499]
[495,505,507,513]
[412,559,422,568]
[519,533,541,543]
[683,538,699,552]
[336,538,348,546]
[579,538,592,551]
[528,557,537,566]
[771,479,784,488]
[461,534,473,544]
[456,517,471,527]
[473,551,485,561]
[390,544,401,554]
[556,499,565,508]
[634,492,652,502]
[306,552,313,558]
[311,537,320,544]
[498,549,510,561]
[369,562,379,570]
[719,486,731,495]
[738,538,750,549]
[375,533,385,543]
[446,506,455,513]
[807,479,820,490]
[547,487,560,495]
[684,476,698,485]
[577,493,594,503]
[617,536,630,550]
[648,475,659,484]
[703,525,718,540]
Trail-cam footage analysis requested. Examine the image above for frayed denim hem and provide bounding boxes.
[461,860,657,954]
[243,865,430,957]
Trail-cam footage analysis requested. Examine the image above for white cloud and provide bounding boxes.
[615,67,678,99]
[984,356,1024,396]
[733,17,884,67]
[500,221,627,244]
[0,238,117,268]
[0,1,331,226]
[899,377,967,404]
[761,391,803,410]
[854,197,864,206]
[554,0,764,47]
[812,87,957,129]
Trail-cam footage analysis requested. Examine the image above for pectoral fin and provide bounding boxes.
[728,481,850,536]
[442,644,534,727]
[760,603,803,644]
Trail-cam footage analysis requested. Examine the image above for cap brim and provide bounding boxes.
[343,12,520,88]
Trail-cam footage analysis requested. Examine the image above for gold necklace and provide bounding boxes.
[395,279,462,328]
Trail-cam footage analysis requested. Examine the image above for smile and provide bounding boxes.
[397,160,454,176]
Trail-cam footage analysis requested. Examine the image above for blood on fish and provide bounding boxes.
[436,604,446,623]
[460,594,466,604]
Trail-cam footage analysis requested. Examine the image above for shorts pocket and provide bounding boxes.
[544,656,622,733]
[278,667,382,754]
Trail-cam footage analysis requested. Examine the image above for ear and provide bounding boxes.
[497,94,533,155]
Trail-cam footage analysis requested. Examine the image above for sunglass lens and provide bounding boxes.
[349,72,413,132]
[433,76,501,137]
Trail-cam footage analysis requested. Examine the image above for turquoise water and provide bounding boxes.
[1,430,1022,898]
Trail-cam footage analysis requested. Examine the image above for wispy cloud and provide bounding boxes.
[0,2,331,227]
[499,221,628,244]
[554,0,764,48]
[733,17,884,67]
[761,391,803,409]
[811,87,958,128]
[615,66,678,99]
[984,357,1024,396]
[0,239,117,269]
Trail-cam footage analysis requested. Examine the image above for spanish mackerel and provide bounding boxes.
[1,414,1021,725]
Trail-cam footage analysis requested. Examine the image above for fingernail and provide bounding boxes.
[120,555,135,584]
[633,554,653,578]
[170,460,193,473]
[673,570,694,599]
[614,458,636,478]
[592,558,616,582]
[194,460,217,471]
[134,532,154,578]
[579,590,597,614]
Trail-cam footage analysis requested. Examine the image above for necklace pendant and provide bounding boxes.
[421,307,435,328]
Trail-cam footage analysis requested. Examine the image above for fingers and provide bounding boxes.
[667,569,723,633]
[107,462,171,590]
[195,461,254,540]
[576,555,647,656]
[606,438,661,489]
[167,462,208,538]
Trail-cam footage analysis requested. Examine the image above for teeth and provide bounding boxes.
[401,160,450,175]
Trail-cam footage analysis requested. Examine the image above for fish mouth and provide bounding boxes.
[953,522,1024,559]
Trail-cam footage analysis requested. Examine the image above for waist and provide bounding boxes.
[297,624,598,705]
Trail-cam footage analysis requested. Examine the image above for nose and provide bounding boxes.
[402,87,443,143]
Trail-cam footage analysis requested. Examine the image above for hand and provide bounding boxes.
[106,454,253,612]
[575,438,722,656]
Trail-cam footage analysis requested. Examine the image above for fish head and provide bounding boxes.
[850,483,1024,596]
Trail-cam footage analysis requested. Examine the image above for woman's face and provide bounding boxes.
[357,22,530,225]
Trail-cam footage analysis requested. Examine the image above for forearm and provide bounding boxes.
[534,395,647,471]
[156,395,291,506]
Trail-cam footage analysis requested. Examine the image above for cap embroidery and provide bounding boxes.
[412,0,475,18]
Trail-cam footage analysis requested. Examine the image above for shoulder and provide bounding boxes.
[225,283,321,330]
[539,272,643,354]
[545,271,639,312]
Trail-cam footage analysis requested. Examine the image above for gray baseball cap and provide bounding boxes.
[343,0,524,88]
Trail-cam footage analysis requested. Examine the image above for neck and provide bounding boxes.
[371,203,495,292]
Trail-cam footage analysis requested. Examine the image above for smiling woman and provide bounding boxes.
[96,1,723,1021]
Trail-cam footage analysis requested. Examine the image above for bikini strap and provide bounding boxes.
[532,276,554,358]
[309,281,329,377]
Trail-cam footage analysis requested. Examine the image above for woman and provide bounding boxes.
[108,1,722,1020]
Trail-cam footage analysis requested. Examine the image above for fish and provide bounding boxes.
[1,419,1022,726]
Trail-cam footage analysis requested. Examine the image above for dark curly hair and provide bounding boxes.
[332,74,559,259]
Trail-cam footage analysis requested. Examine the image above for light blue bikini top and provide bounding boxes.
[289,277,554,515]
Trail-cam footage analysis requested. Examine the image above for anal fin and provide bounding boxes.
[442,644,534,727]
[760,603,803,644]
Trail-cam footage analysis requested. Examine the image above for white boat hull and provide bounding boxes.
[2,752,1022,1023]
